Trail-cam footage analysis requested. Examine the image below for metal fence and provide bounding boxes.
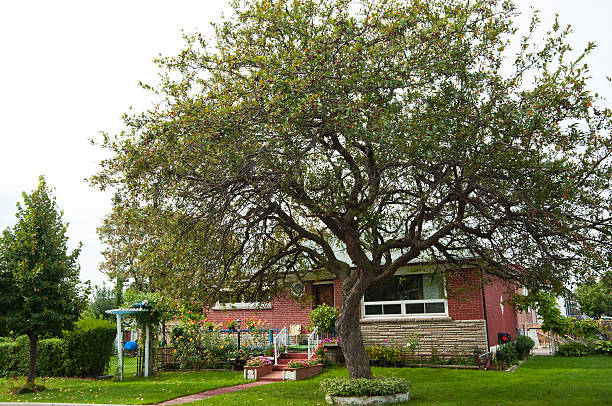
[155,347,236,371]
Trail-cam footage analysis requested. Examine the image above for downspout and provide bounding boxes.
[481,284,490,350]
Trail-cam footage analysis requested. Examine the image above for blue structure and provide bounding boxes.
[124,341,138,351]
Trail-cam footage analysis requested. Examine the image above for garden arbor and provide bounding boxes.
[106,305,152,380]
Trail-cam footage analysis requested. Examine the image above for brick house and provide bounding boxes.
[205,263,519,353]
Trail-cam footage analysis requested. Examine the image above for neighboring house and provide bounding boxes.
[517,290,587,351]
[558,295,584,319]
[205,263,519,353]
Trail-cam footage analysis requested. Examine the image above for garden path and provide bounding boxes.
[153,381,274,405]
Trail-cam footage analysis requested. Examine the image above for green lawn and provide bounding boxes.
[1,356,610,405]
[193,356,612,406]
[0,369,246,404]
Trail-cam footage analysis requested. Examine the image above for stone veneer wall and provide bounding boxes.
[360,317,488,354]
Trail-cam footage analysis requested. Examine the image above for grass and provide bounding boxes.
[1,356,610,405]
[192,356,612,406]
[0,368,246,404]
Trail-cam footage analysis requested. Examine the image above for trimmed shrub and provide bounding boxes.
[0,319,116,378]
[515,335,535,359]
[37,339,64,377]
[13,336,30,373]
[595,340,612,354]
[495,342,519,365]
[556,342,592,357]
[62,318,116,377]
[321,377,411,397]
[0,337,12,343]
[0,341,19,376]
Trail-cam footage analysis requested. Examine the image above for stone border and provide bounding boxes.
[325,392,410,405]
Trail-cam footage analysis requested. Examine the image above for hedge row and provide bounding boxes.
[556,340,612,356]
[0,318,116,378]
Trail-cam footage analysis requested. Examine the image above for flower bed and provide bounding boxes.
[321,377,411,405]
[244,356,274,380]
[282,360,323,381]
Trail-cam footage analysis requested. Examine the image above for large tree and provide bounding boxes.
[93,0,612,378]
[0,177,85,384]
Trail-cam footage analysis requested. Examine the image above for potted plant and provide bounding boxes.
[366,345,382,367]
[387,346,402,368]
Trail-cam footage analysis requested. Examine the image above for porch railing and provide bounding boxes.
[307,326,320,360]
[273,326,288,365]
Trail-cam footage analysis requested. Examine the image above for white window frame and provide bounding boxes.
[212,301,272,310]
[361,271,448,319]
[211,290,272,310]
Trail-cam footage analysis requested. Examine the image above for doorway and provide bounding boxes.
[313,283,334,307]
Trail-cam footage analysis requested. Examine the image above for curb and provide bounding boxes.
[0,404,132,406]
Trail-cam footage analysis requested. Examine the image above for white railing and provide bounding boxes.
[274,327,288,365]
[307,326,320,360]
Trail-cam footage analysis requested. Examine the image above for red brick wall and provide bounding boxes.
[446,268,485,320]
[204,279,343,333]
[334,279,343,308]
[203,271,518,348]
[483,275,519,346]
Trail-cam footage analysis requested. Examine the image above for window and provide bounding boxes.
[212,292,272,310]
[362,273,447,317]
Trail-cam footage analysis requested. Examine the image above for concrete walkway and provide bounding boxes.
[532,347,553,356]
[155,381,274,405]
[0,381,276,406]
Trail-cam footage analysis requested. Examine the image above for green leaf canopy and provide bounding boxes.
[93,0,612,378]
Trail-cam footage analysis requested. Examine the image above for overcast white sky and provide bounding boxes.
[1,1,610,288]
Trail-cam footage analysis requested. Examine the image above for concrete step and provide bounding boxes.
[280,352,308,359]
[258,370,283,382]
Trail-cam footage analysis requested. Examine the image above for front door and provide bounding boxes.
[313,283,334,307]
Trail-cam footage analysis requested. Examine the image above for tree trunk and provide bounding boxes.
[336,287,373,379]
[27,332,38,384]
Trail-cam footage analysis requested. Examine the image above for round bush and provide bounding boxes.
[495,342,519,365]
[514,335,535,359]
[309,304,338,334]
[556,342,592,357]
[594,340,612,354]
[320,377,411,397]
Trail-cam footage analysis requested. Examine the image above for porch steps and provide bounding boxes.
[272,352,309,370]
[282,352,309,359]
[258,370,284,382]
[250,352,321,380]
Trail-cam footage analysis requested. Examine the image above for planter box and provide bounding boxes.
[282,364,323,381]
[244,364,273,380]
[325,392,410,405]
